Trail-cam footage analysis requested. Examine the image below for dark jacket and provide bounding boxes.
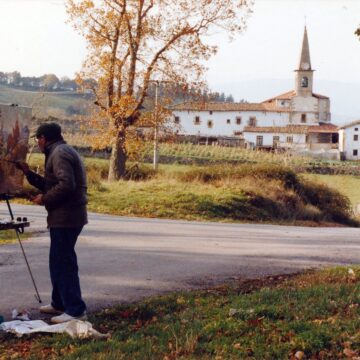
[26,140,88,228]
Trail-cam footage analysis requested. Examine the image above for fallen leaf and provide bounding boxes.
[295,350,305,359]
[247,317,264,327]
[348,268,357,282]
[344,348,358,358]
[326,316,337,324]
[228,308,238,316]
[177,296,186,305]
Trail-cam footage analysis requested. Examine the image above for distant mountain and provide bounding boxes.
[212,79,360,126]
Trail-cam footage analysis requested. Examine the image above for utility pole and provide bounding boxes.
[149,79,172,170]
[153,80,159,170]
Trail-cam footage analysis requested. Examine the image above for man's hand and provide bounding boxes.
[31,194,44,205]
[15,161,30,175]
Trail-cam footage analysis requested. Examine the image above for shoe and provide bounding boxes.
[51,311,87,324]
[39,304,63,315]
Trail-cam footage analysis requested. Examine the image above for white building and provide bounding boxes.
[339,120,360,160]
[170,27,339,152]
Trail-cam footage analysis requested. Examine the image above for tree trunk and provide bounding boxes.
[108,132,127,181]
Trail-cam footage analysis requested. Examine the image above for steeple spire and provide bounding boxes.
[295,26,314,97]
[298,26,312,71]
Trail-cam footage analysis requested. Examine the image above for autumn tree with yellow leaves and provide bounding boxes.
[66,0,253,180]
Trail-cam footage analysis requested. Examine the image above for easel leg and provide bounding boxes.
[4,196,42,303]
[14,228,42,303]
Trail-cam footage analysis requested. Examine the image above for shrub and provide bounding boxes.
[124,163,156,181]
[296,179,356,226]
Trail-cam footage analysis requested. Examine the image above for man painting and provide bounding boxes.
[17,123,87,323]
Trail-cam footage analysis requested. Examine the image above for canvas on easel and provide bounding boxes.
[0,104,31,195]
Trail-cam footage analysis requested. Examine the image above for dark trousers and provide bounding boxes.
[49,227,86,317]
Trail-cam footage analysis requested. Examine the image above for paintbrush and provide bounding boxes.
[0,159,20,165]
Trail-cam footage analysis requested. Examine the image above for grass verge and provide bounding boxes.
[20,157,358,227]
[86,164,357,226]
[1,266,359,359]
[0,230,29,245]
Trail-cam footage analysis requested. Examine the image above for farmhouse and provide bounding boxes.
[170,27,339,154]
[339,120,360,160]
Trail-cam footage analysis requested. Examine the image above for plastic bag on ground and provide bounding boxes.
[0,319,110,339]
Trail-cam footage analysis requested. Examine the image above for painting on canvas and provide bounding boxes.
[0,104,31,195]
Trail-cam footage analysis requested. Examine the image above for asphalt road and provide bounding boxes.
[0,203,359,320]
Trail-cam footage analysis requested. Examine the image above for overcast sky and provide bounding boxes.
[0,0,359,87]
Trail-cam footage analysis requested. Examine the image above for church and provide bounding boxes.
[171,27,339,155]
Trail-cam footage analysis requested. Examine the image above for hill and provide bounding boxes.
[0,84,92,119]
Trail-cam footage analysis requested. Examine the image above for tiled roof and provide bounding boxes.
[262,90,329,103]
[244,125,308,134]
[262,91,296,103]
[307,123,338,133]
[170,101,289,113]
[312,93,329,100]
[244,123,338,134]
[339,120,360,129]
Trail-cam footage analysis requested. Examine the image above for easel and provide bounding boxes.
[0,194,42,303]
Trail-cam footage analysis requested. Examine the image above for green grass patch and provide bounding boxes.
[0,230,30,245]
[304,174,360,207]
[1,267,359,359]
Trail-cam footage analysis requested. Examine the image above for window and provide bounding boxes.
[301,77,308,88]
[174,116,180,124]
[286,136,293,143]
[301,114,307,123]
[207,120,213,128]
[353,149,358,156]
[273,136,280,147]
[194,116,201,125]
[226,119,231,124]
[236,116,242,125]
[256,136,263,146]
[354,134,359,141]
[249,116,257,126]
[317,133,331,143]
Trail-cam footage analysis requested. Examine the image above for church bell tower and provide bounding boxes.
[295,26,314,97]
